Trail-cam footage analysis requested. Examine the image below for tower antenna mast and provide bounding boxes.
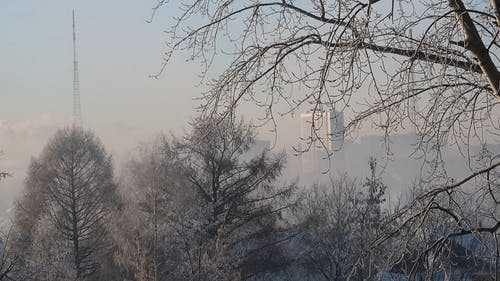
[72,10,82,127]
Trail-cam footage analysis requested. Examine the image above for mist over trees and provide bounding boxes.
[153,0,500,148]
[4,118,300,280]
[296,169,387,281]
[146,0,500,280]
[8,127,121,280]
[115,116,297,280]
[3,0,500,280]
[3,115,497,280]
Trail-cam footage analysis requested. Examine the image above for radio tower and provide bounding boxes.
[72,10,82,127]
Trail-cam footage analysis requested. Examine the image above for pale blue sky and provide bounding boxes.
[0,0,215,209]
[2,0,496,230]
[0,1,303,212]
[2,0,199,122]
[0,0,416,213]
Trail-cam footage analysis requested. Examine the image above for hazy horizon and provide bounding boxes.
[1,0,477,217]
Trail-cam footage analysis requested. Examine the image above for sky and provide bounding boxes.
[0,0,310,215]
[1,0,474,216]
[0,0,224,212]
[2,0,201,128]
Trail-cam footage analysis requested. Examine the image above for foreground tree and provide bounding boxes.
[154,0,499,147]
[10,127,120,280]
[153,1,500,278]
[114,142,178,280]
[115,116,296,280]
[173,116,296,280]
[0,229,17,281]
[298,178,366,281]
[294,159,388,281]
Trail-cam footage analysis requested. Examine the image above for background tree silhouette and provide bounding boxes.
[10,127,120,280]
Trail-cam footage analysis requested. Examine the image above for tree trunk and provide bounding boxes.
[449,0,500,99]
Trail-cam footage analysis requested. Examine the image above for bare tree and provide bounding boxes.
[362,157,387,232]
[172,116,296,280]
[378,181,497,281]
[0,228,18,281]
[151,1,500,278]
[149,0,500,189]
[152,0,498,147]
[297,177,365,281]
[114,141,179,281]
[10,127,120,280]
[293,159,388,281]
[116,116,297,280]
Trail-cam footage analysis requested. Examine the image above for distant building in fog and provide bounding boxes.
[299,110,344,151]
[296,109,423,188]
[298,110,344,176]
[294,110,500,198]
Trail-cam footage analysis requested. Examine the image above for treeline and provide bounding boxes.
[0,116,495,281]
